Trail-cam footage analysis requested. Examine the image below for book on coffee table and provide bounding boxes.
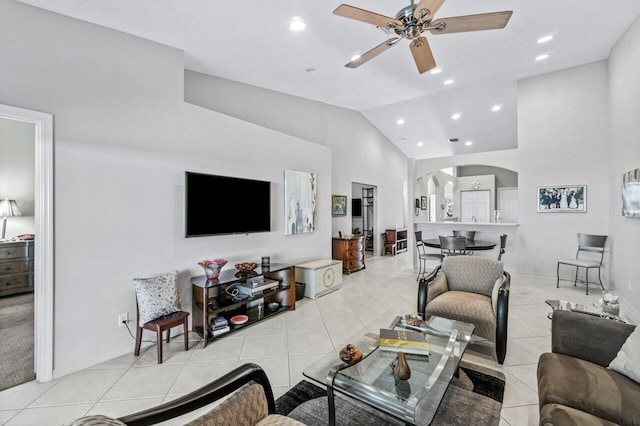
[379,328,430,356]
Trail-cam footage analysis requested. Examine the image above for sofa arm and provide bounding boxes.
[119,363,275,425]
[552,310,635,367]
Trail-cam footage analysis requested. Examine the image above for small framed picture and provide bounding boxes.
[420,196,427,210]
[332,195,347,216]
[537,185,586,213]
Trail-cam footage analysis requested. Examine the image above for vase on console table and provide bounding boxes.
[198,259,228,280]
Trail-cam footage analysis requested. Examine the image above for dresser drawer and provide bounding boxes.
[346,259,363,270]
[0,273,32,296]
[0,260,29,275]
[347,239,362,250]
[0,244,29,260]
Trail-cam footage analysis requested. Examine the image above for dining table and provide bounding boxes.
[422,238,497,251]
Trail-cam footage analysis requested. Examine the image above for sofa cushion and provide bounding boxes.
[609,326,640,384]
[538,353,640,425]
[425,291,495,341]
[442,256,503,297]
[540,403,619,426]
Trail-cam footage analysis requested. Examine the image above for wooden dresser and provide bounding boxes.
[0,240,34,297]
[332,236,365,274]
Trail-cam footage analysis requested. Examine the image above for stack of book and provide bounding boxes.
[379,328,430,356]
[209,316,230,337]
[236,278,279,297]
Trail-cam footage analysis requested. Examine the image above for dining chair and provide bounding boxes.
[382,232,397,256]
[498,234,508,261]
[439,236,468,257]
[556,233,607,295]
[453,230,476,254]
[415,231,443,280]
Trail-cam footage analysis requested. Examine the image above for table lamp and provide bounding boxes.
[0,198,22,241]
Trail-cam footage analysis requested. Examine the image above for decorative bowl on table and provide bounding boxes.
[404,314,423,327]
[198,259,228,280]
[235,262,259,273]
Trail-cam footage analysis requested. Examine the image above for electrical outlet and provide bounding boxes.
[118,312,129,327]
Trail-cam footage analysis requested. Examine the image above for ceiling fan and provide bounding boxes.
[333,0,513,74]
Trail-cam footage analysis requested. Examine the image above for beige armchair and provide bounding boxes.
[417,256,510,364]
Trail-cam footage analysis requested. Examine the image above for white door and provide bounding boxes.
[498,188,518,223]
[460,190,491,222]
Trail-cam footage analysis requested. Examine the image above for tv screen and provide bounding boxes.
[352,198,362,217]
[185,172,271,237]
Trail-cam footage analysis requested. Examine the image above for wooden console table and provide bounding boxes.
[191,263,295,348]
[0,240,34,297]
[332,236,365,274]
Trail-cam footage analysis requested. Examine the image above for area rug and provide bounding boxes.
[276,361,505,426]
[0,293,35,391]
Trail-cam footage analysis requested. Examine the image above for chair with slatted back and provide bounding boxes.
[439,235,468,257]
[415,231,443,281]
[556,233,607,295]
[453,230,476,254]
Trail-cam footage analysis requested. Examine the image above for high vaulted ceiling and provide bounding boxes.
[17,0,640,159]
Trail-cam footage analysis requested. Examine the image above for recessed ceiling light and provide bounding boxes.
[536,54,549,61]
[491,105,502,112]
[289,17,306,31]
[396,118,405,125]
[430,68,442,74]
[417,142,424,147]
[350,54,361,62]
[444,79,455,85]
[465,141,473,146]
[451,113,461,120]
[537,35,553,44]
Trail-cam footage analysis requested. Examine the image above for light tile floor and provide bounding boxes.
[0,253,606,426]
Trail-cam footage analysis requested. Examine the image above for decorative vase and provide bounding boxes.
[198,259,228,280]
[393,352,411,380]
[339,344,363,365]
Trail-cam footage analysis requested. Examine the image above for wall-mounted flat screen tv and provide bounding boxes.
[185,172,271,237]
[352,198,362,217]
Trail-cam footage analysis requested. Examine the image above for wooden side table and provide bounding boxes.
[332,236,365,274]
[0,240,34,296]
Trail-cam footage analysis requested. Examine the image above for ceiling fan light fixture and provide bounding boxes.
[537,35,553,44]
[535,53,549,61]
[289,17,306,31]
[444,79,454,85]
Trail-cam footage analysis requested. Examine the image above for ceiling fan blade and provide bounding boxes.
[413,0,446,22]
[334,4,404,30]
[430,11,513,34]
[346,37,402,68]
[409,37,436,74]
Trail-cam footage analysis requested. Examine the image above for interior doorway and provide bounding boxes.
[0,104,54,383]
[352,183,376,255]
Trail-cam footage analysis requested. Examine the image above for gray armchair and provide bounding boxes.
[417,256,510,364]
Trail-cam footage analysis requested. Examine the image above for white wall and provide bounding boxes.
[0,117,35,238]
[184,72,410,251]
[0,0,332,376]
[415,61,611,281]
[609,15,640,322]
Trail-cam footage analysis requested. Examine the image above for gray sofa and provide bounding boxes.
[537,310,639,425]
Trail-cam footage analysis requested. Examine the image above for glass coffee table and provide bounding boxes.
[303,316,475,426]
[545,299,624,322]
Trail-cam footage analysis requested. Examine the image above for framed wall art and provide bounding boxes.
[537,185,586,213]
[284,169,317,235]
[332,195,347,216]
[622,168,640,218]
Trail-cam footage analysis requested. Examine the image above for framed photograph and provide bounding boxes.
[332,195,347,216]
[420,196,427,210]
[622,168,640,218]
[537,185,586,213]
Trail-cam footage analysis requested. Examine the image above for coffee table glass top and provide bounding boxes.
[545,299,624,322]
[303,316,475,425]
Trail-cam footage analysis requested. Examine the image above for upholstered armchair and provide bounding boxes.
[417,256,510,364]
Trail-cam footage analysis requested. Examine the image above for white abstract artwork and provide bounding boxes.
[284,170,317,235]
